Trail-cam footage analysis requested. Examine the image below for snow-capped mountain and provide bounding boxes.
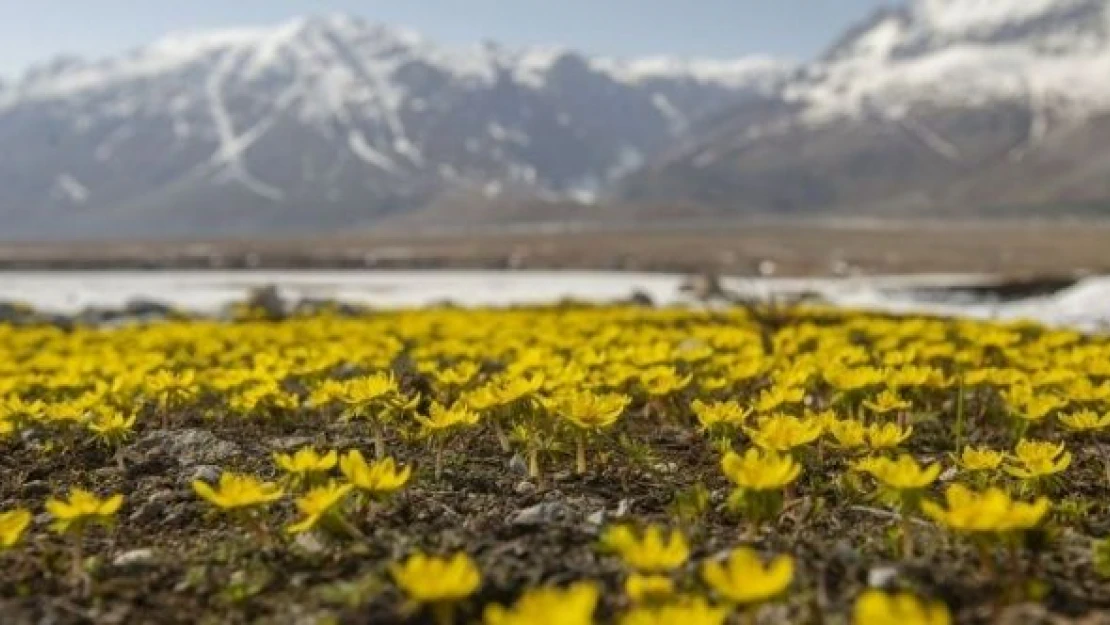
[620,0,1110,215]
[0,14,790,238]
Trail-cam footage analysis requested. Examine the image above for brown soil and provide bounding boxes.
[3,219,1110,277]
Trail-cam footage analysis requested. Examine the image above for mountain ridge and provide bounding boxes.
[0,13,793,238]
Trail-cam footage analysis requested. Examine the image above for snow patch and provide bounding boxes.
[52,174,90,204]
[348,131,400,173]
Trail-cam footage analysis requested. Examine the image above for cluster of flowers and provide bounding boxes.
[3,305,1110,622]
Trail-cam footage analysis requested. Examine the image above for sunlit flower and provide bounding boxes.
[1004,439,1071,479]
[863,390,911,414]
[619,596,729,625]
[921,484,1050,533]
[827,418,868,450]
[273,447,338,478]
[720,448,801,491]
[852,589,951,625]
[192,472,284,511]
[390,551,481,603]
[0,508,32,549]
[866,423,913,450]
[700,547,793,605]
[46,488,124,534]
[484,582,599,625]
[624,574,675,603]
[338,451,412,496]
[956,446,1004,472]
[745,414,822,452]
[691,399,751,431]
[286,482,353,534]
[601,525,689,573]
[546,390,630,430]
[855,455,941,491]
[416,402,481,433]
[1058,409,1110,433]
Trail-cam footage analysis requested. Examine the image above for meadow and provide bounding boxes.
[1,302,1109,624]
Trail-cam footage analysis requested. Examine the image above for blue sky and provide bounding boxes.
[0,1,894,77]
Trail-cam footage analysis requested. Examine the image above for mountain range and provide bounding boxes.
[3,1,1110,238]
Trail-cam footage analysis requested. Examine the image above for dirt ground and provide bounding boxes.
[3,219,1110,277]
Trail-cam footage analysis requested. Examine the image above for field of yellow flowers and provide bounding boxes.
[2,304,1110,624]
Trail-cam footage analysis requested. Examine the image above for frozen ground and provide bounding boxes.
[0,270,1108,331]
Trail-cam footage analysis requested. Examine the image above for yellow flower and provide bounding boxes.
[484,582,599,625]
[827,418,867,449]
[866,423,913,450]
[273,447,338,476]
[856,455,941,490]
[620,596,729,625]
[826,366,884,391]
[1007,392,1066,422]
[921,484,1050,533]
[700,547,793,605]
[0,508,32,549]
[45,488,124,534]
[429,361,481,388]
[601,525,689,573]
[286,482,353,534]
[863,390,911,414]
[745,414,822,452]
[624,574,675,603]
[852,589,951,625]
[754,385,805,413]
[338,372,400,405]
[1004,439,1071,479]
[720,448,801,491]
[87,410,138,443]
[956,446,1004,472]
[481,373,545,408]
[546,390,630,430]
[338,451,412,495]
[640,367,693,397]
[390,552,481,603]
[192,472,284,511]
[1058,409,1110,433]
[416,402,481,434]
[691,399,751,431]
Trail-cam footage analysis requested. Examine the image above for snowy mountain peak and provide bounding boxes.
[0,14,794,238]
[912,0,1103,36]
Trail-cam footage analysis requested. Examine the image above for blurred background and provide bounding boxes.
[2,0,1110,326]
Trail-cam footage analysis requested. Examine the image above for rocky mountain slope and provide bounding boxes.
[0,14,788,238]
[619,0,1110,216]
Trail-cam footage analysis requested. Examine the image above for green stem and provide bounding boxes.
[901,511,914,559]
[493,419,511,453]
[372,422,386,460]
[434,439,445,481]
[431,602,455,625]
[955,375,966,452]
[575,431,587,475]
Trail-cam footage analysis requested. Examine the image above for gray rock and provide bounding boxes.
[21,479,50,498]
[867,565,900,589]
[293,532,327,555]
[510,501,574,527]
[513,481,537,495]
[129,500,167,524]
[137,429,240,467]
[585,509,606,527]
[507,455,529,476]
[112,548,158,568]
[244,285,287,320]
[269,436,313,451]
[183,464,222,485]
